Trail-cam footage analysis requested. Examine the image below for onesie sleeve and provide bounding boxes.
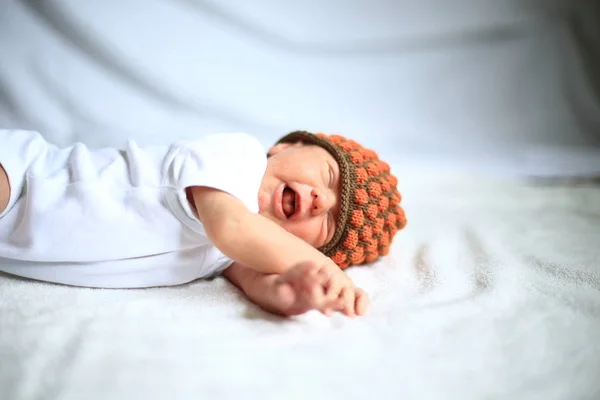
[0,130,50,218]
[167,133,267,234]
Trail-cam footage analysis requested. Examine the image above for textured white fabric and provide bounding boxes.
[1,171,599,400]
[0,130,267,288]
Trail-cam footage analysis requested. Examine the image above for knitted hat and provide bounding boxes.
[274,131,407,269]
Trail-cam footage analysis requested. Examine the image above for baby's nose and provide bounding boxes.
[310,188,333,216]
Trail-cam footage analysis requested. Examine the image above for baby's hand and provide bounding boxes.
[278,261,369,317]
[319,260,369,317]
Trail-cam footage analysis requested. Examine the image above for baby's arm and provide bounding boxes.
[188,186,370,316]
[189,186,370,316]
[188,186,335,275]
[223,262,368,317]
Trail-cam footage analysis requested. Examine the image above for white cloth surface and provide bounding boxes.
[1,170,599,400]
[0,130,267,287]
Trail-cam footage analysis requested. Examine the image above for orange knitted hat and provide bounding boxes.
[274,131,407,269]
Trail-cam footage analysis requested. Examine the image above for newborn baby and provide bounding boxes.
[0,130,406,317]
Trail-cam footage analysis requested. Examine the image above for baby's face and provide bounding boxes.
[258,142,341,248]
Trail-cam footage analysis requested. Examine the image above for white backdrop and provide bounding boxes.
[0,0,599,176]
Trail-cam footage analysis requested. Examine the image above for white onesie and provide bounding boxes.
[0,130,267,288]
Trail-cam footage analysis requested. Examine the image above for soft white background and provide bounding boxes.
[0,0,599,176]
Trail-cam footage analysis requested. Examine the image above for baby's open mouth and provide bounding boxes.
[282,186,297,218]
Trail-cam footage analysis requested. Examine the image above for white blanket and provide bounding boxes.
[1,172,599,400]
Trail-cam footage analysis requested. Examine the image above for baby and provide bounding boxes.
[0,130,406,317]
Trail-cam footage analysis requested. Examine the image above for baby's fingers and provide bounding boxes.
[340,287,357,318]
[303,277,327,308]
[319,296,345,316]
[322,288,369,317]
[323,274,343,303]
[354,288,369,316]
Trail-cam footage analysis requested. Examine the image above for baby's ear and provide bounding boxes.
[267,141,303,156]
